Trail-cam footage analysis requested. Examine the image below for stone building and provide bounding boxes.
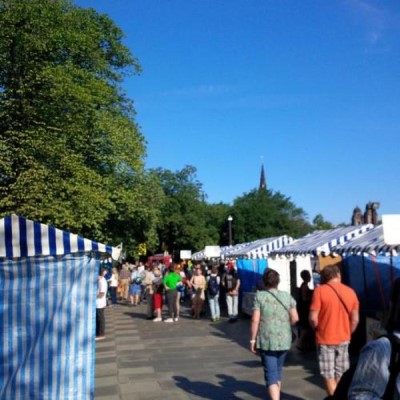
[351,202,380,225]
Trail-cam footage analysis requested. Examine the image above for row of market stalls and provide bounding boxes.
[194,223,400,344]
[0,214,121,399]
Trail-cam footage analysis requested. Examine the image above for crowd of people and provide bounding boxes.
[96,259,400,399]
[95,259,241,340]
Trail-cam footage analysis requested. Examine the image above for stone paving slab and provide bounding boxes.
[95,301,326,399]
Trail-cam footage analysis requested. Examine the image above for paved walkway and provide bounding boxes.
[95,301,327,400]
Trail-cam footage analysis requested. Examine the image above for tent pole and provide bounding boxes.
[362,254,369,314]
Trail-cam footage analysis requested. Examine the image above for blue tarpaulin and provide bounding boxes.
[237,258,268,293]
[342,254,400,316]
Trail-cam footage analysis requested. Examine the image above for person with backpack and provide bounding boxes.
[207,265,221,322]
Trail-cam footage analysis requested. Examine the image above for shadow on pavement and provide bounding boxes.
[173,373,266,399]
[173,373,305,400]
[212,316,325,394]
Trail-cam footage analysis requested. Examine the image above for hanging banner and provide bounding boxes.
[137,243,147,256]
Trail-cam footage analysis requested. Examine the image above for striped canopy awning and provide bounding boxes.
[226,236,294,258]
[0,214,121,260]
[271,225,374,256]
[0,214,120,399]
[334,225,400,255]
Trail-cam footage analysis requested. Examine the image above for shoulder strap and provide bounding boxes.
[326,284,351,315]
[266,290,290,315]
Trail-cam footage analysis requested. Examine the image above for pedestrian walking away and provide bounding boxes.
[250,268,299,400]
[309,264,359,397]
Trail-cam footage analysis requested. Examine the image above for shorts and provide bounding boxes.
[260,350,288,386]
[129,284,141,296]
[317,342,350,379]
[153,293,163,309]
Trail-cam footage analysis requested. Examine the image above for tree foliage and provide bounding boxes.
[312,214,335,230]
[0,0,160,252]
[153,166,229,254]
[230,189,313,243]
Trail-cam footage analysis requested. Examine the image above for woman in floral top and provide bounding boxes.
[250,269,299,400]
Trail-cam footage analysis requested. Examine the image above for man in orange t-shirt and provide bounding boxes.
[309,264,359,397]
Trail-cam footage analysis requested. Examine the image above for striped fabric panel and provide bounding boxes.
[228,236,294,258]
[273,225,373,256]
[0,253,98,400]
[335,225,400,254]
[0,215,115,259]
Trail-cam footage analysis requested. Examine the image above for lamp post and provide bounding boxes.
[227,215,233,246]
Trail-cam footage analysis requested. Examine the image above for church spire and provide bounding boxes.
[259,162,267,190]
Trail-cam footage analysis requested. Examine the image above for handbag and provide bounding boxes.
[266,290,297,343]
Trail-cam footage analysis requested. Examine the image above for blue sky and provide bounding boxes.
[76,0,400,224]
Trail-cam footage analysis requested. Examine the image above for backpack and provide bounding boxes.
[208,275,220,297]
[225,272,237,291]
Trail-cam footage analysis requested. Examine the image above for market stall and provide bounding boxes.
[0,214,121,399]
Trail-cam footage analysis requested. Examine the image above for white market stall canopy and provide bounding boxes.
[334,225,400,255]
[192,236,293,260]
[225,236,294,258]
[271,225,374,257]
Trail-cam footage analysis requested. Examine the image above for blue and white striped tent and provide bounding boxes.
[333,225,400,255]
[271,225,374,257]
[332,225,400,317]
[226,235,294,258]
[0,214,121,400]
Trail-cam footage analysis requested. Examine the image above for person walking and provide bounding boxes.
[250,268,298,400]
[129,266,142,306]
[296,269,314,351]
[175,264,186,319]
[189,265,206,319]
[152,267,164,322]
[119,263,131,302]
[143,264,155,319]
[207,265,221,322]
[309,264,359,397]
[163,263,182,322]
[222,264,240,322]
[96,267,108,340]
[107,267,119,306]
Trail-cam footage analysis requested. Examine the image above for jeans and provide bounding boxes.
[226,294,238,318]
[109,286,117,304]
[348,336,400,399]
[260,349,288,386]
[96,308,105,336]
[208,295,220,319]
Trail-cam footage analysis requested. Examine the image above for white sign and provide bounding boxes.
[382,214,400,245]
[180,250,192,260]
[204,246,221,258]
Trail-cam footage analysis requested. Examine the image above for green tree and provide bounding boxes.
[231,189,313,243]
[0,0,157,252]
[312,214,335,230]
[153,165,225,254]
